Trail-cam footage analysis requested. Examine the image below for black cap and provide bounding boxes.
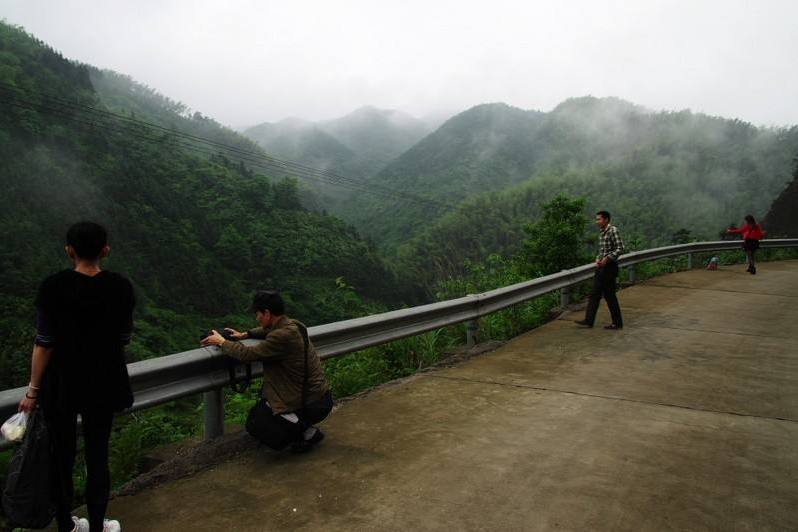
[248,290,285,314]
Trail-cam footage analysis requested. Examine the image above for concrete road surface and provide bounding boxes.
[105,261,798,531]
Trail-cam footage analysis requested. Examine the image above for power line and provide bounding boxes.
[0,82,455,211]
[2,96,407,203]
[10,95,438,206]
[0,83,419,203]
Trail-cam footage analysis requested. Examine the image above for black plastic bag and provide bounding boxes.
[2,409,55,529]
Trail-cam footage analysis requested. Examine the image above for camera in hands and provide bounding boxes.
[200,329,236,342]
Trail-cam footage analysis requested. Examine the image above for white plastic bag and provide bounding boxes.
[1,412,28,442]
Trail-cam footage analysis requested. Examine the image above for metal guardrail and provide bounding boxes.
[1,238,796,447]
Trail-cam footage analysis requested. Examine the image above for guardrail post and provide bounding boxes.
[203,388,224,440]
[628,265,636,284]
[686,252,693,270]
[466,320,478,348]
[560,286,571,308]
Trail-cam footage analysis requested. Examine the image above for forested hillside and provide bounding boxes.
[764,158,798,237]
[243,106,429,203]
[90,68,265,156]
[397,155,798,286]
[242,118,360,205]
[342,98,798,250]
[2,19,795,392]
[0,22,408,390]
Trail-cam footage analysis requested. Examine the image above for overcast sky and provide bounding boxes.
[2,0,797,128]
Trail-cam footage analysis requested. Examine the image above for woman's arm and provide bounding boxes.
[18,344,54,412]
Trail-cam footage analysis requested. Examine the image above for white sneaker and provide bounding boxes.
[103,518,122,532]
[71,516,90,532]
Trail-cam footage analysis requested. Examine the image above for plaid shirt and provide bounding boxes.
[597,224,625,262]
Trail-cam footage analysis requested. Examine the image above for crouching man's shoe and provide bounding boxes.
[290,427,325,453]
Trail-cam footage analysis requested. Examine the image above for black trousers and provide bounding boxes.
[246,391,333,450]
[744,238,759,267]
[297,391,334,427]
[584,261,623,327]
[45,409,114,532]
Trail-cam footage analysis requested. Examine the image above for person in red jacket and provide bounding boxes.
[726,215,767,274]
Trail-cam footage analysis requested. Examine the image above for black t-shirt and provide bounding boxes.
[35,269,135,413]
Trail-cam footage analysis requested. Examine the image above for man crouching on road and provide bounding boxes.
[201,290,332,452]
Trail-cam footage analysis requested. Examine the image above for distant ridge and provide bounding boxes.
[337,97,798,252]
[243,106,430,187]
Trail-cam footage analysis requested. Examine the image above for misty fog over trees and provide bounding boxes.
[3,18,797,384]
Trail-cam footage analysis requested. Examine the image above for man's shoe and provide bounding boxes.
[750,266,756,275]
[574,320,593,328]
[290,428,325,453]
[604,324,623,330]
[71,517,89,532]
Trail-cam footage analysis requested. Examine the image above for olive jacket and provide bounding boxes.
[220,315,329,414]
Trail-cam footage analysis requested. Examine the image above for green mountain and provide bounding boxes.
[0,22,408,389]
[321,106,431,176]
[242,118,360,202]
[340,98,798,253]
[243,117,356,169]
[243,107,430,195]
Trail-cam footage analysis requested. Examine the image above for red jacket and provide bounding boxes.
[728,224,765,240]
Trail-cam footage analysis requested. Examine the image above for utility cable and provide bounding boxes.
[0,82,454,211]
[3,96,414,203]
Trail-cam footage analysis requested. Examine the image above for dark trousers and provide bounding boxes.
[744,239,759,268]
[297,391,334,427]
[745,249,756,267]
[584,261,623,327]
[45,409,114,532]
[246,391,333,450]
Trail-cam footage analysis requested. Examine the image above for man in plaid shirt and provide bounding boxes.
[576,210,625,329]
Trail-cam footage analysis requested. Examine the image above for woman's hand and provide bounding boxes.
[18,394,37,413]
[224,328,248,340]
[21,345,53,413]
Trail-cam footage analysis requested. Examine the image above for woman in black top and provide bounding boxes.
[18,221,134,532]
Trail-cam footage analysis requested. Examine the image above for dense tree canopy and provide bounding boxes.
[0,22,409,389]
